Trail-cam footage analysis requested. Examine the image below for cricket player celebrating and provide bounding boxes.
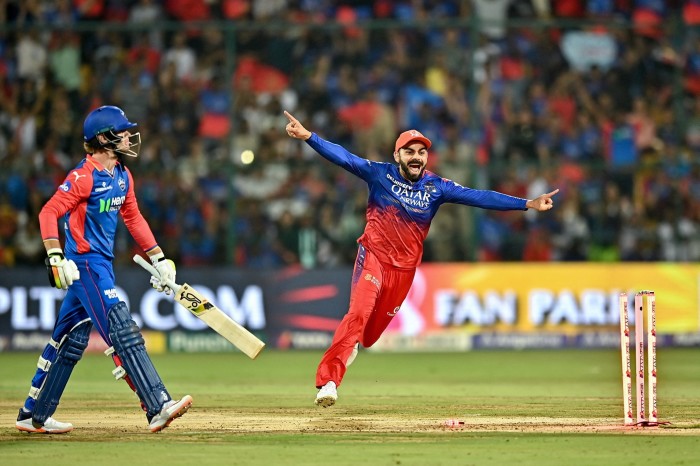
[284,111,559,407]
[16,106,192,433]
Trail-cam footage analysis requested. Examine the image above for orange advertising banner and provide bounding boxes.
[384,263,700,336]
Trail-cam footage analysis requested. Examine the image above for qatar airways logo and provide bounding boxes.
[386,173,432,209]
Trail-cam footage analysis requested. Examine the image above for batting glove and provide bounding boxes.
[45,248,80,290]
[150,252,176,296]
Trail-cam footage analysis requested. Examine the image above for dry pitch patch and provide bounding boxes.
[1,406,699,439]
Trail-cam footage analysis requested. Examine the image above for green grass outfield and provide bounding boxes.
[1,349,699,465]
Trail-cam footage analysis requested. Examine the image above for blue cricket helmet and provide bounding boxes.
[83,105,137,142]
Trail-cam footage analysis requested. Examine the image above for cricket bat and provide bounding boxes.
[133,255,265,359]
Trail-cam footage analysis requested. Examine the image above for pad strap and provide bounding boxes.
[108,301,170,418]
[32,319,92,427]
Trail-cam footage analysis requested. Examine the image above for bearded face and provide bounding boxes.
[395,143,428,182]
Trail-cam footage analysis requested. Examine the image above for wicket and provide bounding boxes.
[618,291,658,427]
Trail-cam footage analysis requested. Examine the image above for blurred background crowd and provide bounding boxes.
[1,0,700,268]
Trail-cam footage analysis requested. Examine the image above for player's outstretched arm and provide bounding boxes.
[525,189,560,211]
[284,111,312,140]
[284,110,374,180]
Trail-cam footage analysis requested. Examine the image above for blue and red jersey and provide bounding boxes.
[39,155,158,259]
[306,133,528,268]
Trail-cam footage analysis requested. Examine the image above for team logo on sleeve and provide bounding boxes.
[59,181,72,192]
[443,177,462,187]
[118,177,126,191]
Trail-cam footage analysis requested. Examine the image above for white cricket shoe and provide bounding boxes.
[315,381,338,407]
[346,343,360,367]
[16,409,73,434]
[148,395,193,433]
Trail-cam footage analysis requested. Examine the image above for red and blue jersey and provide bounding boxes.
[39,155,158,259]
[307,133,528,268]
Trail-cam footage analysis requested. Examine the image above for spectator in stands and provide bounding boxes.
[0,1,696,268]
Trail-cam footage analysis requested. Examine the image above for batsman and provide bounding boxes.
[15,106,192,434]
[284,111,559,407]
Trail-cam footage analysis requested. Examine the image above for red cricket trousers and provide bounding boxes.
[315,244,416,388]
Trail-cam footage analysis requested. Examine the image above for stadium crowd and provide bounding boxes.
[1,0,699,268]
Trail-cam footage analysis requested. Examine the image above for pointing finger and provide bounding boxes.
[284,110,296,123]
